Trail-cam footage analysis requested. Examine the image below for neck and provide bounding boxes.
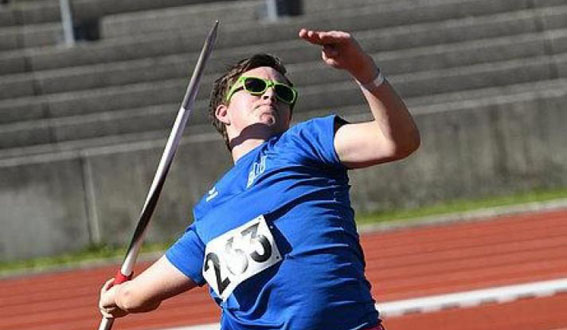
[227,123,279,163]
[231,138,266,163]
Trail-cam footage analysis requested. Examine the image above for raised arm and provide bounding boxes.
[299,29,420,169]
[99,255,197,319]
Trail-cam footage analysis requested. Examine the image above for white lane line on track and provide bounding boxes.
[162,278,567,330]
[165,325,219,330]
[379,277,567,317]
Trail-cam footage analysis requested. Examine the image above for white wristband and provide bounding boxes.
[357,71,385,90]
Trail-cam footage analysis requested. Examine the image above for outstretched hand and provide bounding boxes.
[298,29,378,83]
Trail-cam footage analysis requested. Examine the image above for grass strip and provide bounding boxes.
[0,241,170,275]
[356,188,567,225]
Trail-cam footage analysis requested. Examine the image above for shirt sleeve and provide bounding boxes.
[165,223,206,285]
[284,114,346,168]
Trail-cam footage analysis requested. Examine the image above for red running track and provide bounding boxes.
[1,209,566,330]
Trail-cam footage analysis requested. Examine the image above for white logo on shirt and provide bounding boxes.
[202,215,282,300]
[247,156,267,188]
[206,187,218,202]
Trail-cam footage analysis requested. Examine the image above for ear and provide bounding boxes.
[215,104,230,125]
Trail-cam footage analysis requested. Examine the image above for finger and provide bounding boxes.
[321,50,339,68]
[99,301,112,317]
[317,30,351,44]
[105,278,115,286]
[101,278,115,292]
[311,30,351,43]
[100,309,114,319]
[298,29,326,45]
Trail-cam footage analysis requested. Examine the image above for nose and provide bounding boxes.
[262,87,277,102]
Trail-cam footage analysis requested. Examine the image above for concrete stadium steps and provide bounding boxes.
[1,4,565,103]
[2,23,565,101]
[0,22,62,52]
[0,0,250,52]
[0,0,237,51]
[6,0,56,3]
[0,127,175,161]
[98,0,424,39]
[0,3,564,106]
[313,0,567,13]
[1,75,566,161]
[402,78,567,109]
[301,0,408,15]
[0,102,204,150]
[292,54,566,112]
[1,47,565,128]
[303,77,567,122]
[0,52,565,148]
[0,0,61,27]
[0,77,193,124]
[0,0,234,27]
[98,0,552,39]
[2,0,564,76]
[100,0,264,40]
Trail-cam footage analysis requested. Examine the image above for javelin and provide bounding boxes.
[98,20,219,330]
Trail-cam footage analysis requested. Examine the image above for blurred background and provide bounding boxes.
[0,0,566,329]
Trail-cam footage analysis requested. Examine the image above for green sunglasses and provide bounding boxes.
[226,76,298,105]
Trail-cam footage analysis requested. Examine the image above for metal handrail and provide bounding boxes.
[59,0,75,46]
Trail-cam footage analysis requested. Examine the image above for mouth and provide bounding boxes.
[256,105,278,119]
[256,103,278,112]
[255,105,278,125]
[258,111,276,122]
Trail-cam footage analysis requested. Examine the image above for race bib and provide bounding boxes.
[202,215,282,300]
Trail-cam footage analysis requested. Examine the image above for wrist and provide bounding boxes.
[348,53,378,82]
[114,283,132,312]
[356,69,385,90]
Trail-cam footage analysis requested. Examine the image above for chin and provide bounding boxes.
[258,114,277,126]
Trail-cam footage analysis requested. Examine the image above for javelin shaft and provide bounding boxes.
[120,20,218,278]
[98,21,219,330]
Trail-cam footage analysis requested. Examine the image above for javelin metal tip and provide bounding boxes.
[206,20,219,47]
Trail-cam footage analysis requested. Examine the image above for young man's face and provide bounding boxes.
[217,66,293,142]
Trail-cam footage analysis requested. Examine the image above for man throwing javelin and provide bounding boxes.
[99,29,420,329]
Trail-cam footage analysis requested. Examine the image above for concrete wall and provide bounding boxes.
[348,91,567,212]
[82,135,231,246]
[1,89,566,261]
[0,154,91,259]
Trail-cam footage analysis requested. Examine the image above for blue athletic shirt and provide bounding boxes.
[166,115,379,329]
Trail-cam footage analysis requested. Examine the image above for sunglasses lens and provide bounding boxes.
[244,78,267,94]
[275,85,295,104]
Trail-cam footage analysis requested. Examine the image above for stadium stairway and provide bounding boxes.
[0,0,566,153]
[0,0,239,50]
[0,0,566,157]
